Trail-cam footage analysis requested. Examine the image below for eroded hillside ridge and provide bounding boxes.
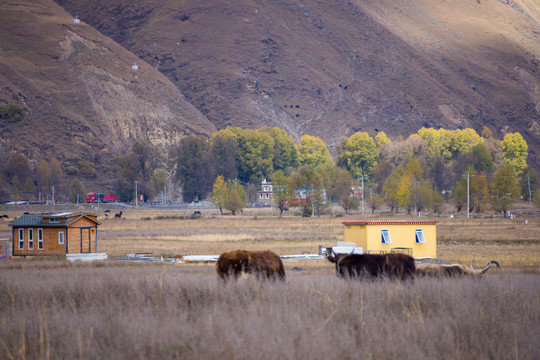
[0,0,216,167]
[55,0,539,167]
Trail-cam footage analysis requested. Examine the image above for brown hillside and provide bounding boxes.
[56,0,539,168]
[0,0,216,169]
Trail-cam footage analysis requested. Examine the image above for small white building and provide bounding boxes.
[257,178,273,204]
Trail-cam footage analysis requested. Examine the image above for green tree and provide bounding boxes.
[367,194,384,214]
[261,127,299,172]
[77,160,96,178]
[172,136,215,203]
[405,157,424,181]
[447,128,483,159]
[132,141,157,180]
[224,181,247,215]
[481,126,493,139]
[450,174,468,213]
[297,135,333,169]
[343,132,379,179]
[23,177,35,201]
[329,167,353,206]
[490,164,520,217]
[396,175,413,214]
[113,153,142,202]
[416,127,444,161]
[5,152,32,184]
[430,188,445,214]
[210,132,239,180]
[410,180,434,215]
[11,175,21,201]
[382,165,404,212]
[69,178,86,204]
[288,167,325,217]
[245,183,258,204]
[37,160,51,194]
[375,132,391,147]
[470,143,494,172]
[271,170,289,216]
[520,167,538,202]
[502,132,528,176]
[342,195,360,214]
[211,175,228,214]
[470,172,488,213]
[228,127,274,184]
[335,136,349,168]
[151,168,168,201]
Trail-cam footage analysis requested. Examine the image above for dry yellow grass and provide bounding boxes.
[1,206,539,272]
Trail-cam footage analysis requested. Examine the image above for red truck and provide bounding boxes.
[85,192,117,203]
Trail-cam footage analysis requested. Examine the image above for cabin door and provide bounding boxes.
[80,227,92,253]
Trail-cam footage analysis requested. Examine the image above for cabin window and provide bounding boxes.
[58,231,64,245]
[381,229,392,244]
[415,229,426,244]
[38,228,44,250]
[28,228,34,250]
[50,218,59,223]
[18,228,24,250]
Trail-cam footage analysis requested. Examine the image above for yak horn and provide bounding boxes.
[479,260,500,275]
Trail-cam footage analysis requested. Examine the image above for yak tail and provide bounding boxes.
[480,260,501,275]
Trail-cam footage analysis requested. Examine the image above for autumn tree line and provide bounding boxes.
[0,125,537,217]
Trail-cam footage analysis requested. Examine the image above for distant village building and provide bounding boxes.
[341,220,438,258]
[257,178,273,205]
[9,212,101,257]
[74,16,80,24]
[132,62,139,70]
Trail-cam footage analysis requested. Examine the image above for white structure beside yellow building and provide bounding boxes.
[342,220,438,258]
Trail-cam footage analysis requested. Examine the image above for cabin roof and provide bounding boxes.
[9,212,101,227]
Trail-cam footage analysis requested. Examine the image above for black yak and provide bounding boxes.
[415,260,500,277]
[327,253,416,280]
[216,250,285,281]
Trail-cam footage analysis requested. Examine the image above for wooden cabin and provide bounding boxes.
[342,220,438,258]
[9,212,101,257]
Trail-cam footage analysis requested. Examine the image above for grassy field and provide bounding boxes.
[1,205,539,359]
[0,261,539,359]
[1,204,539,271]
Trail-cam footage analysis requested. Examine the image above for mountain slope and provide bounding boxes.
[0,0,216,168]
[56,0,539,168]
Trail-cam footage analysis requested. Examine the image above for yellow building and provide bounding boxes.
[342,220,438,258]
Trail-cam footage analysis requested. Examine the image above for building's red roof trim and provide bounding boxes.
[342,221,439,226]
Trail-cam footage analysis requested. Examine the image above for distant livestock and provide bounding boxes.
[216,250,285,281]
[416,261,500,277]
[327,253,416,280]
[114,211,123,218]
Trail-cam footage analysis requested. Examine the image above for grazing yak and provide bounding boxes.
[327,253,416,280]
[415,260,500,277]
[216,250,285,281]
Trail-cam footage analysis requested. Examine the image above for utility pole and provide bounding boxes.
[361,175,365,215]
[466,172,470,219]
[135,181,138,207]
